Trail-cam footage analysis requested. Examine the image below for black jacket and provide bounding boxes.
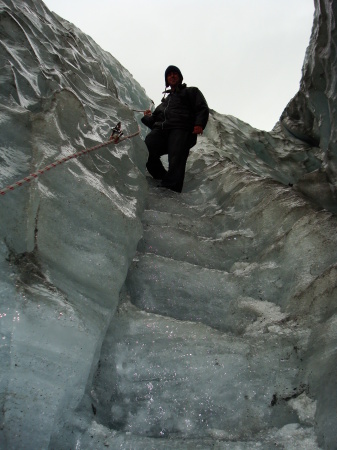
[141,84,209,131]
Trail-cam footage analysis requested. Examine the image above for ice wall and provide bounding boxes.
[279,0,337,208]
[0,0,336,449]
[0,0,149,448]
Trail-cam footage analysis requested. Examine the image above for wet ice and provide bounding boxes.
[0,0,336,449]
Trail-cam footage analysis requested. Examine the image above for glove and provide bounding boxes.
[192,125,203,135]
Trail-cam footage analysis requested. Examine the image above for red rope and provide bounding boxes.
[0,127,140,196]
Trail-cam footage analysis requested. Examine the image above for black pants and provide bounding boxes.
[145,128,196,193]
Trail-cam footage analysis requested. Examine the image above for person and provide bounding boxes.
[141,65,209,193]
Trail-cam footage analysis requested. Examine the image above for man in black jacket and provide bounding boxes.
[141,65,209,192]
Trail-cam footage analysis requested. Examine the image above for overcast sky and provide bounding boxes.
[43,0,314,131]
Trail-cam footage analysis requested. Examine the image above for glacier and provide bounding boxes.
[0,0,336,449]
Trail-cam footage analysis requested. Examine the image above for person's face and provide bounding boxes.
[167,71,180,88]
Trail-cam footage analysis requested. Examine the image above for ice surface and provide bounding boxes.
[0,0,148,448]
[279,1,337,209]
[0,0,336,449]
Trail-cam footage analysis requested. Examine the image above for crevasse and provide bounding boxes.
[0,1,336,449]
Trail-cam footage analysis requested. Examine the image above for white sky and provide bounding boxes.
[43,0,314,131]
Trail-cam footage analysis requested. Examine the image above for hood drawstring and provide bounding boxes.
[161,83,186,102]
[161,88,169,102]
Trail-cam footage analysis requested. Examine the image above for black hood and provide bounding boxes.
[165,65,183,87]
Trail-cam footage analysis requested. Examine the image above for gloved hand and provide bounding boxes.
[192,125,203,135]
[143,109,152,116]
